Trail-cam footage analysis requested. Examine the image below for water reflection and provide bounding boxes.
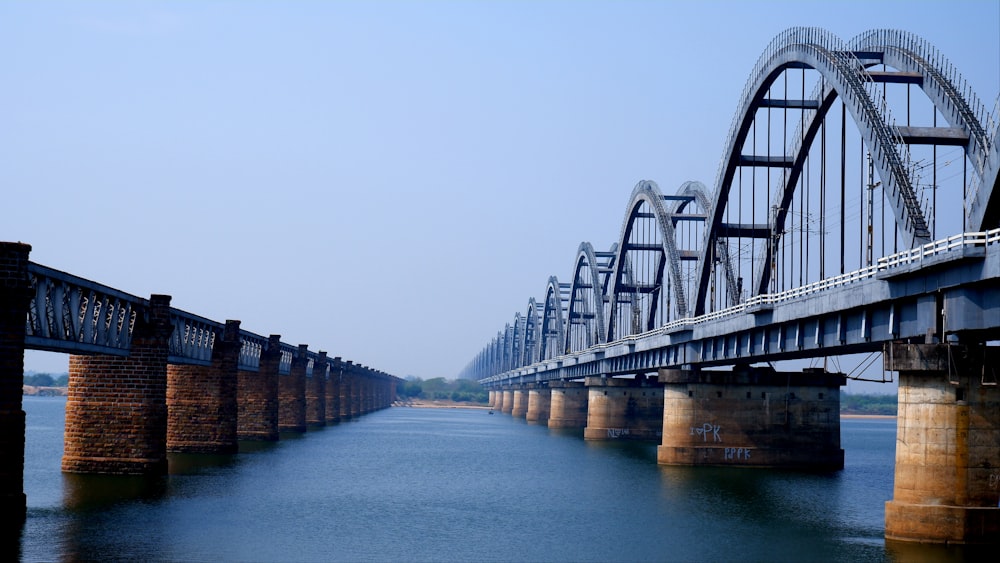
[61,473,167,512]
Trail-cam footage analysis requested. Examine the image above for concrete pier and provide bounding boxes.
[526,385,551,424]
[548,381,588,429]
[493,388,505,413]
[584,374,663,441]
[167,320,241,454]
[501,388,514,414]
[884,343,1000,544]
[511,386,529,418]
[63,295,173,475]
[657,367,844,469]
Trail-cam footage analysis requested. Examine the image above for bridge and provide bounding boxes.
[0,245,400,523]
[461,28,1000,545]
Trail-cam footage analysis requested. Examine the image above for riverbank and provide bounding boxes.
[22,385,67,396]
[395,399,490,410]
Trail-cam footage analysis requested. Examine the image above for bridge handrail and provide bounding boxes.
[168,309,223,365]
[238,329,268,371]
[487,229,999,380]
[25,262,144,355]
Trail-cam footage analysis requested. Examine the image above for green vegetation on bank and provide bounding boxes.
[24,372,68,387]
[398,377,487,403]
[841,393,897,416]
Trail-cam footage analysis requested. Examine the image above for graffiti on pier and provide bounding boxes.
[690,423,721,442]
[607,428,631,438]
[724,447,752,461]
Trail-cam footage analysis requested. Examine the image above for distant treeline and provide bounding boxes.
[398,377,487,403]
[24,372,69,387]
[841,393,897,416]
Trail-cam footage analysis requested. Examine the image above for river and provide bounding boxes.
[11,396,984,562]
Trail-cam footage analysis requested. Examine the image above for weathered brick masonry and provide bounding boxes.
[279,344,308,432]
[167,320,240,454]
[63,295,172,475]
[324,357,342,424]
[237,334,281,441]
[0,242,31,520]
[306,351,327,427]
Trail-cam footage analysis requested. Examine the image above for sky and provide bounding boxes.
[2,1,998,393]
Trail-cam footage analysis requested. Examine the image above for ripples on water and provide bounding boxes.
[12,397,986,562]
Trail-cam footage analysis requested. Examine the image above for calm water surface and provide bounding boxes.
[13,396,983,562]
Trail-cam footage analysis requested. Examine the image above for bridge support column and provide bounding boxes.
[492,388,505,413]
[526,385,551,424]
[238,335,281,441]
[584,375,663,441]
[884,343,1000,544]
[306,352,327,427]
[63,295,173,474]
[0,242,31,520]
[339,362,353,420]
[501,387,514,414]
[350,369,362,417]
[488,390,497,408]
[325,357,342,424]
[167,320,240,454]
[511,385,530,418]
[279,345,308,432]
[548,381,588,429]
[657,367,844,469]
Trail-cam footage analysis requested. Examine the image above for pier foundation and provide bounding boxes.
[657,367,844,469]
[526,385,551,424]
[584,375,663,441]
[237,335,281,441]
[511,386,529,418]
[884,343,1000,544]
[548,381,588,429]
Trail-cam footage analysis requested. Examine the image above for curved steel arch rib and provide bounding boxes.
[523,297,544,366]
[695,27,935,315]
[540,276,568,360]
[565,242,609,353]
[850,29,998,231]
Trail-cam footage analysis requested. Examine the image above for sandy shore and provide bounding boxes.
[396,400,491,410]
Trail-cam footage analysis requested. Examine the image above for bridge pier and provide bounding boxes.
[511,385,530,418]
[63,295,173,475]
[526,385,551,424]
[237,335,281,441]
[488,390,497,408]
[167,320,241,454]
[584,375,663,441]
[325,357,342,424]
[349,367,362,417]
[279,345,309,432]
[884,343,1000,544]
[0,242,31,520]
[339,362,353,420]
[548,381,588,429]
[306,352,327,427]
[501,387,514,414]
[492,388,505,413]
[657,367,844,469]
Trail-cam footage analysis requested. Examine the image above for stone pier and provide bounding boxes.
[584,374,663,441]
[526,385,551,424]
[306,352,328,427]
[0,242,32,520]
[279,345,309,433]
[325,357,342,424]
[63,295,173,474]
[237,335,281,441]
[511,386,530,418]
[492,388,505,413]
[167,320,241,454]
[884,342,1000,544]
[548,381,588,429]
[501,388,514,414]
[657,367,844,469]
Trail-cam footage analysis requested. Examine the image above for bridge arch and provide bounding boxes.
[694,27,996,314]
[523,296,543,365]
[565,242,613,353]
[539,276,568,360]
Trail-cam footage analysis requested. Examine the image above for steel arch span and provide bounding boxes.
[459,26,999,382]
[692,27,998,316]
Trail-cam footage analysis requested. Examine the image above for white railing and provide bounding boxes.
[488,229,999,381]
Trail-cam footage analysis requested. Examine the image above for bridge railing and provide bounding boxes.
[168,309,222,366]
[25,262,143,356]
[489,229,1000,379]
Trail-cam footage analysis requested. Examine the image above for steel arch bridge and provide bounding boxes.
[460,27,1000,382]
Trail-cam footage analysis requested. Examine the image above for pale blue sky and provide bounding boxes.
[2,1,997,392]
